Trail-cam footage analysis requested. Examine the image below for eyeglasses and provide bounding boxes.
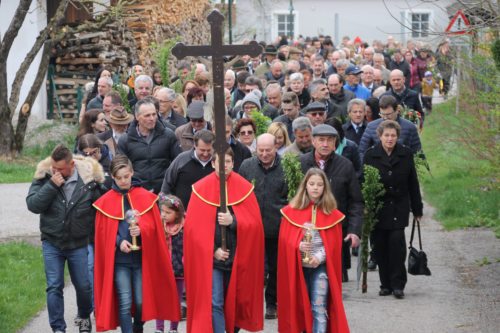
[243,105,257,111]
[191,118,205,123]
[239,130,254,136]
[158,99,174,104]
[83,148,100,157]
[308,111,325,117]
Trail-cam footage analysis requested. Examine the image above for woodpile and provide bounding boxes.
[52,22,139,123]
[122,0,212,68]
[49,0,213,123]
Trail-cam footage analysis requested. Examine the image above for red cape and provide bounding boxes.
[184,172,264,333]
[93,187,181,332]
[277,204,350,333]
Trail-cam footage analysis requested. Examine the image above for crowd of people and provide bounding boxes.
[26,33,451,333]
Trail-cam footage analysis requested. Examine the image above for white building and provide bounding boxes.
[233,0,455,47]
[0,1,48,120]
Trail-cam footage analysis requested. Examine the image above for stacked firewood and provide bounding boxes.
[51,22,139,122]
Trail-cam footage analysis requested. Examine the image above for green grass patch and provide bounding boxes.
[420,100,500,237]
[0,242,46,333]
[0,124,76,184]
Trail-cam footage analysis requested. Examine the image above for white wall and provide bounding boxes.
[0,1,48,121]
[235,0,453,47]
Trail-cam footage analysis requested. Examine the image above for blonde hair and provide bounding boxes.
[267,122,291,148]
[173,94,187,117]
[289,168,337,214]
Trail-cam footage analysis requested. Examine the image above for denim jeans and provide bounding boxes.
[87,243,94,310]
[42,241,92,332]
[114,262,143,333]
[303,264,329,333]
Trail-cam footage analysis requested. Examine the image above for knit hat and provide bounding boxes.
[424,71,433,77]
[242,90,261,110]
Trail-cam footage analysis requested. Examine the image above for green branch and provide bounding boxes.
[282,152,304,201]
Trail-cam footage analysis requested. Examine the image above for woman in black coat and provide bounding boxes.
[363,120,423,299]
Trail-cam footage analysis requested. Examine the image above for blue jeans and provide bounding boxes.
[87,243,94,310]
[212,268,231,333]
[114,262,143,333]
[303,264,329,333]
[42,241,92,332]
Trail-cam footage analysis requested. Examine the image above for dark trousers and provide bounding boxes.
[373,228,407,291]
[341,228,351,280]
[265,237,278,308]
[422,96,433,111]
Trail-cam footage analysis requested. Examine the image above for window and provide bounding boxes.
[411,13,430,38]
[276,14,295,38]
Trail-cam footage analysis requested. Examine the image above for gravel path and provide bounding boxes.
[2,182,498,333]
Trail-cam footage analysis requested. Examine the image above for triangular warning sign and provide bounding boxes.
[445,10,471,35]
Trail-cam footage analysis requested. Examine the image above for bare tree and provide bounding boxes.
[0,0,128,158]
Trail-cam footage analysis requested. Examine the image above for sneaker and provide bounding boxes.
[265,306,277,319]
[78,317,92,333]
[74,316,82,326]
[54,331,65,333]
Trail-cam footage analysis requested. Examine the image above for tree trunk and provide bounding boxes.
[14,43,52,154]
[0,106,15,157]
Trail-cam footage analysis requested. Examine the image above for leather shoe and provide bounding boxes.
[378,288,392,296]
[393,289,405,299]
[265,306,277,319]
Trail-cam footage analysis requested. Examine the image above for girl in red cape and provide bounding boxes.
[93,155,180,333]
[184,148,265,333]
[278,168,350,333]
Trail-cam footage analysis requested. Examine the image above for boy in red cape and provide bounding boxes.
[184,148,264,333]
[93,156,180,332]
[278,168,350,333]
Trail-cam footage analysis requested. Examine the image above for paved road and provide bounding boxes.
[2,183,498,333]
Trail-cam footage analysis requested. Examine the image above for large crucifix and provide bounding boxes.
[172,10,261,250]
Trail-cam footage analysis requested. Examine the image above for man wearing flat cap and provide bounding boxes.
[175,100,212,151]
[300,124,364,282]
[304,101,327,127]
[344,66,372,100]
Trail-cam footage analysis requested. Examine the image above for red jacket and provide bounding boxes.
[184,172,264,333]
[93,187,180,332]
[278,204,350,333]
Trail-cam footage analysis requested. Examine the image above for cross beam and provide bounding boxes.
[172,10,262,250]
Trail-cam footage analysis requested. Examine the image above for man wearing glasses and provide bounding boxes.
[155,87,187,129]
[358,95,421,160]
[175,100,212,151]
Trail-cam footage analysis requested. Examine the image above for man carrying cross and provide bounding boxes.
[174,10,265,333]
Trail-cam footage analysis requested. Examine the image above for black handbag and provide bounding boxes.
[408,218,431,276]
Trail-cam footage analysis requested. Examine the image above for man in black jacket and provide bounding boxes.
[343,98,367,145]
[239,133,288,319]
[26,145,105,333]
[155,87,187,129]
[118,99,181,193]
[300,124,364,282]
[224,115,251,172]
[161,130,215,208]
[382,69,423,117]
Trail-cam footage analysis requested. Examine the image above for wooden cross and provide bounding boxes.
[172,9,261,250]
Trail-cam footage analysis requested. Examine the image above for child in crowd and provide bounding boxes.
[155,194,185,333]
[421,71,437,114]
[278,168,350,333]
[93,155,180,333]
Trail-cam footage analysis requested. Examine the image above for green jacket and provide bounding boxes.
[26,155,106,250]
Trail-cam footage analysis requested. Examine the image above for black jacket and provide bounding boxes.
[118,120,181,193]
[160,149,214,208]
[300,151,363,236]
[239,155,288,238]
[363,143,423,229]
[26,156,106,250]
[382,88,423,114]
[230,137,252,172]
[343,121,367,145]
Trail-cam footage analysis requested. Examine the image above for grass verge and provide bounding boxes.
[0,242,46,333]
[0,124,76,184]
[420,100,499,237]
